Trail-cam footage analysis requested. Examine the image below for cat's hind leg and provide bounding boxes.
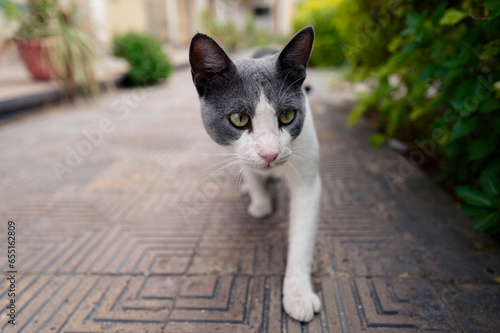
[243,169,273,218]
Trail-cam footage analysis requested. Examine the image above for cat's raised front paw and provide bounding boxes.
[248,201,273,219]
[283,290,321,322]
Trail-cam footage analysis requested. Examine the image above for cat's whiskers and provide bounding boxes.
[236,165,248,209]
[290,145,313,155]
[279,89,306,106]
[276,67,296,106]
[291,144,315,154]
[196,158,243,189]
[205,156,240,170]
[279,163,292,196]
[289,154,310,163]
[287,160,303,184]
[278,75,306,106]
[222,163,247,210]
[198,152,239,156]
[227,164,244,189]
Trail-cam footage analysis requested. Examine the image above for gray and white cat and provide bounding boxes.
[189,26,321,322]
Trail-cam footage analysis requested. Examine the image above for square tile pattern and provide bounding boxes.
[1,68,499,332]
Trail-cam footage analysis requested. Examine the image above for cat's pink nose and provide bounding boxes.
[260,152,278,164]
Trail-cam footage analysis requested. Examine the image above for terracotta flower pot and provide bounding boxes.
[16,38,58,81]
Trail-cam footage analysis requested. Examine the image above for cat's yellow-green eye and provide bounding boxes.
[279,109,295,124]
[230,113,250,127]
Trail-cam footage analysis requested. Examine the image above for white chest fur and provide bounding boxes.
[239,93,322,322]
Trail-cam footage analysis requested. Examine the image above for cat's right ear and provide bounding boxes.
[276,26,314,83]
[189,33,234,95]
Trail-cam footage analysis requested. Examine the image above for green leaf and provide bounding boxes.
[494,118,500,132]
[409,106,428,121]
[406,12,423,29]
[387,104,402,135]
[370,133,386,147]
[469,137,497,160]
[445,139,464,157]
[409,84,427,101]
[451,117,477,140]
[431,3,448,27]
[444,69,463,84]
[474,211,500,232]
[401,41,419,55]
[453,80,476,103]
[481,39,500,58]
[456,186,494,207]
[461,205,491,217]
[485,158,500,174]
[347,104,368,127]
[400,27,414,36]
[484,0,500,11]
[439,9,467,26]
[479,170,500,196]
[388,36,403,52]
[490,7,500,19]
[479,97,500,113]
[418,66,436,81]
[442,59,462,68]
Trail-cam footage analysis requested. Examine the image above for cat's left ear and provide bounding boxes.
[276,26,314,81]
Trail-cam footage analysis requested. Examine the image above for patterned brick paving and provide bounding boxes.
[1,67,499,333]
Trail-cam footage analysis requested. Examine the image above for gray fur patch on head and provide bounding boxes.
[190,26,314,146]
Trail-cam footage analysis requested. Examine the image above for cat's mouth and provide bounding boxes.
[259,158,287,170]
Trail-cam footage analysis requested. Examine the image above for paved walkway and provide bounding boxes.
[0,66,499,333]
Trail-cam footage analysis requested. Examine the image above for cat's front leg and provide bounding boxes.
[243,169,273,218]
[283,171,321,322]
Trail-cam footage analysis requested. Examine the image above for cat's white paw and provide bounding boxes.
[248,200,273,218]
[283,289,321,322]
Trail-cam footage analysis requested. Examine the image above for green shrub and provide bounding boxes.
[293,0,345,67]
[334,0,407,78]
[344,0,500,233]
[113,31,173,87]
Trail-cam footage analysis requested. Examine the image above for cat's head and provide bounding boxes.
[189,26,314,171]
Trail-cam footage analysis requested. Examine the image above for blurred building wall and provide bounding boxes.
[106,0,148,39]
[91,0,297,47]
[1,0,297,50]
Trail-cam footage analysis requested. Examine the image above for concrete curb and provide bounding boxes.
[0,62,189,115]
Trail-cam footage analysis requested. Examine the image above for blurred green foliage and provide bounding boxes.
[293,0,345,67]
[337,0,500,233]
[200,11,240,52]
[200,10,275,52]
[334,0,407,78]
[113,32,173,87]
[1,0,59,38]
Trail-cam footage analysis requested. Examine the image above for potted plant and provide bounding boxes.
[1,0,99,97]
